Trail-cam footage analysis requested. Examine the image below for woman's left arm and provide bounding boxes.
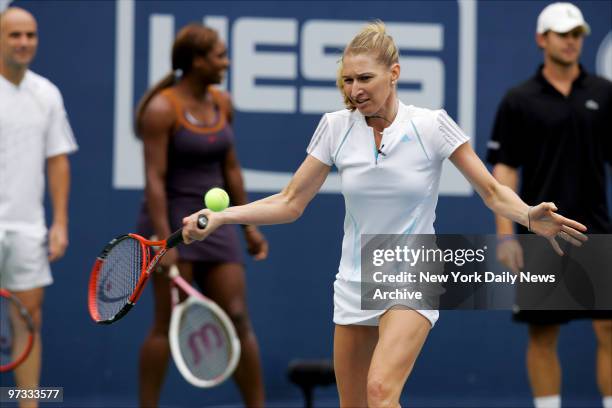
[449,143,587,255]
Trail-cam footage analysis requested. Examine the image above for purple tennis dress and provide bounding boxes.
[137,87,243,263]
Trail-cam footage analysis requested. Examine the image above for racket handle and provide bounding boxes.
[167,229,185,249]
[197,214,208,229]
[166,214,209,249]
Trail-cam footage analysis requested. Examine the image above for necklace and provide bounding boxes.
[366,100,399,128]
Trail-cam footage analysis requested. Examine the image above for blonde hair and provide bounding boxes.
[336,20,399,110]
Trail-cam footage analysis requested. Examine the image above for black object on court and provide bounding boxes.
[287,359,336,408]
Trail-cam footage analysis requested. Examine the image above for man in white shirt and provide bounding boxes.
[0,6,77,402]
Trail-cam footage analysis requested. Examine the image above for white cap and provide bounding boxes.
[537,2,591,35]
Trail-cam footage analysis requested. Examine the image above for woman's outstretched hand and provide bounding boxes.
[529,202,588,255]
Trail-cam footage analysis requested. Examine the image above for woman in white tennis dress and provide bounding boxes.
[181,21,587,407]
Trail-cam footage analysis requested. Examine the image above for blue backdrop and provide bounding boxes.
[1,1,611,407]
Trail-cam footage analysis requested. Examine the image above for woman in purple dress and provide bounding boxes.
[134,23,268,406]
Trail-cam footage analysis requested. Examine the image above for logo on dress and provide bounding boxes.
[400,134,412,143]
[585,100,599,110]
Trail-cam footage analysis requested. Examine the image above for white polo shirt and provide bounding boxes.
[0,70,78,235]
[307,101,469,282]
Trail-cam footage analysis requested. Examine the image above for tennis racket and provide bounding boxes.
[168,265,241,387]
[88,214,208,324]
[0,288,35,372]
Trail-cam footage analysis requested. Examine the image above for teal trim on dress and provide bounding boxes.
[402,217,417,235]
[345,207,360,273]
[374,140,380,164]
[333,121,356,163]
[410,120,431,161]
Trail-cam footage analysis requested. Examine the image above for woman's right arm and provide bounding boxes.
[140,94,175,241]
[182,155,331,243]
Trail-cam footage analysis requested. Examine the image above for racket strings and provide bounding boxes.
[0,295,32,371]
[95,237,146,320]
[0,296,12,367]
[177,302,233,381]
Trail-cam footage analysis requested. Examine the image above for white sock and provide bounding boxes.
[534,395,561,408]
[603,396,612,408]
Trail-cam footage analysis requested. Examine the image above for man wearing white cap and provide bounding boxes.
[487,3,612,408]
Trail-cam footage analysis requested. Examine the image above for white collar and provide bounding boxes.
[355,100,408,135]
[0,70,32,90]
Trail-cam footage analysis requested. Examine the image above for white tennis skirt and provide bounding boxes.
[333,278,439,328]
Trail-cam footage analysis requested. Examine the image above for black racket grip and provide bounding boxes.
[166,214,209,249]
[166,229,184,249]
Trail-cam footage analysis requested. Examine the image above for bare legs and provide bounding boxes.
[526,320,612,400]
[11,287,44,408]
[334,309,431,408]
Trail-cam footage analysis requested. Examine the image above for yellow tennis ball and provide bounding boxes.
[204,188,230,212]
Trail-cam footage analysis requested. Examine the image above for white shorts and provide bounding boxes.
[0,230,53,291]
[333,278,439,328]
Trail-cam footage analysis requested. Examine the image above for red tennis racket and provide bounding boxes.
[88,214,208,324]
[0,288,35,372]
